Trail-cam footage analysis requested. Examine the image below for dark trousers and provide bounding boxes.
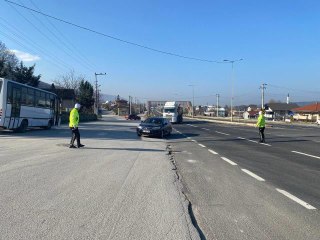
[70,127,81,146]
[259,127,265,142]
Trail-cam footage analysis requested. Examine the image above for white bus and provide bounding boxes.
[0,78,60,132]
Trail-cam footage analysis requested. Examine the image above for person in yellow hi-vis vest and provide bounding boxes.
[256,109,266,143]
[69,103,85,148]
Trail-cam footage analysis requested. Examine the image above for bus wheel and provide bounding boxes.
[45,120,52,130]
[18,120,28,133]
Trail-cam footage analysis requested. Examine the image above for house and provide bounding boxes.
[266,103,299,120]
[292,102,320,122]
[243,110,259,119]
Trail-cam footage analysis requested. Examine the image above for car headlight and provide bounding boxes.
[138,126,142,129]
[152,126,161,130]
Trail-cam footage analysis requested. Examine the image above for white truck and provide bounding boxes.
[163,101,183,123]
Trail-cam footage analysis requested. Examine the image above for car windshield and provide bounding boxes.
[144,118,163,125]
[164,109,175,113]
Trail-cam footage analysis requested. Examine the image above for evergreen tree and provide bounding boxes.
[13,62,41,87]
[78,80,94,112]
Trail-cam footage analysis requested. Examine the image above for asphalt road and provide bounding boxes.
[0,115,199,240]
[169,118,320,240]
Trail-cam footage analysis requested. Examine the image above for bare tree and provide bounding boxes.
[53,69,86,92]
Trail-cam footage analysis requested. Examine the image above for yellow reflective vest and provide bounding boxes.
[256,114,265,128]
[69,108,79,127]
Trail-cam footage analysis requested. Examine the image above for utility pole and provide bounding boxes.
[223,59,243,122]
[216,94,220,117]
[260,83,267,108]
[94,72,106,115]
[188,84,195,118]
[129,96,132,114]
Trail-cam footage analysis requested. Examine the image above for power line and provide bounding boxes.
[5,0,224,63]
[0,26,70,72]
[10,0,95,72]
[27,0,96,71]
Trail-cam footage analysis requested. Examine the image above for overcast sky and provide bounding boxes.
[1,0,319,106]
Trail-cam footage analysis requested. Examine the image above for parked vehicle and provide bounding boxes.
[0,78,59,132]
[163,101,183,123]
[126,114,141,120]
[137,117,172,138]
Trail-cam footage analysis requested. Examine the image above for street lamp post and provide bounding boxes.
[94,72,106,115]
[188,84,195,118]
[223,59,243,122]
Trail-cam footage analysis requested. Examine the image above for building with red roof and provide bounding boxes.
[292,102,320,122]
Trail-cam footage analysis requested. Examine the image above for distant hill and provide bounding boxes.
[100,93,119,102]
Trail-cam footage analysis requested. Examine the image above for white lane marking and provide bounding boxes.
[276,189,316,210]
[241,169,265,181]
[221,157,237,165]
[208,149,218,155]
[216,131,230,136]
[260,142,271,146]
[292,151,320,159]
[202,128,210,131]
[237,137,246,140]
[247,139,258,143]
[187,137,191,139]
[187,159,197,163]
[191,139,197,143]
[198,144,206,148]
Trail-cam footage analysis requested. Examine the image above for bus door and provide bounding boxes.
[9,86,21,129]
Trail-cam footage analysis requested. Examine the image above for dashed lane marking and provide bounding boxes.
[276,189,316,210]
[221,157,237,165]
[198,144,206,148]
[191,139,197,143]
[208,149,218,155]
[247,139,258,143]
[241,169,265,181]
[215,131,230,136]
[292,151,320,159]
[237,137,246,140]
[202,128,210,131]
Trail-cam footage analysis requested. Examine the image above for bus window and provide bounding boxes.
[21,87,27,105]
[35,90,41,106]
[26,88,34,106]
[7,82,12,104]
[39,92,46,107]
[45,94,51,108]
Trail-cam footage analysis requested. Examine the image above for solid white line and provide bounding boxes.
[208,149,218,155]
[241,169,265,181]
[216,131,230,136]
[260,142,271,146]
[276,189,316,210]
[221,157,237,165]
[198,144,206,148]
[292,151,320,159]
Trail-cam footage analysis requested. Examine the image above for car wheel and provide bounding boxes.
[137,131,142,137]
